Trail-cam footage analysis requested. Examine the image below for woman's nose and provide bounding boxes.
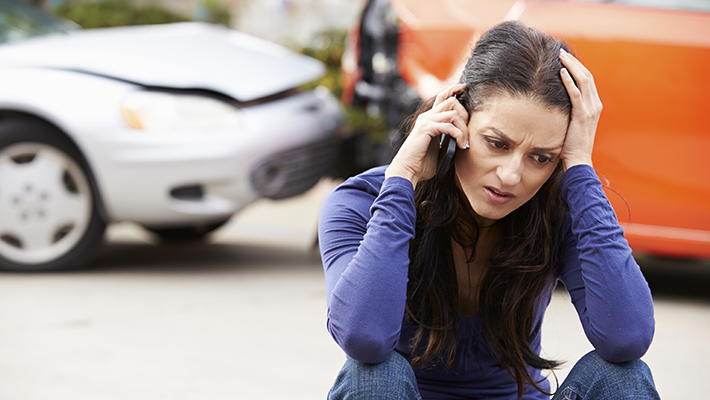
[496,156,522,187]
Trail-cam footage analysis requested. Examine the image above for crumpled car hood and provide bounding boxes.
[0,22,325,102]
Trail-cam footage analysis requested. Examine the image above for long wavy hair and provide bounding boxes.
[404,21,572,399]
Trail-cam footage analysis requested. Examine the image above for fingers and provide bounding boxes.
[414,83,470,150]
[559,49,603,115]
[559,49,592,81]
[389,84,470,183]
[433,83,468,107]
[416,108,469,149]
[560,67,582,103]
[558,49,601,171]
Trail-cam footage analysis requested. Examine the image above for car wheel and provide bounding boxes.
[0,118,106,271]
[148,219,229,242]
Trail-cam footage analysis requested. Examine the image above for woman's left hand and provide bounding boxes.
[559,49,603,171]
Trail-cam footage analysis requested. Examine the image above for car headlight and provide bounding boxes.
[121,91,242,130]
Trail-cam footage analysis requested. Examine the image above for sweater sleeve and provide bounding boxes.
[559,164,655,362]
[318,173,416,363]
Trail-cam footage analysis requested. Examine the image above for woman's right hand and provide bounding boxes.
[385,83,470,188]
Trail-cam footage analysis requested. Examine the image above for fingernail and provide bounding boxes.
[464,140,470,149]
[560,48,567,57]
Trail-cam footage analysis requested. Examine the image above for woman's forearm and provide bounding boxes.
[560,164,655,362]
[319,175,416,363]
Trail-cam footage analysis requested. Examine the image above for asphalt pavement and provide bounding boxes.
[0,178,707,399]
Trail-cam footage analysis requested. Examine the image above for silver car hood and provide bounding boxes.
[0,22,325,102]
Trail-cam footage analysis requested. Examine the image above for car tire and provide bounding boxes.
[0,118,106,271]
[148,219,229,242]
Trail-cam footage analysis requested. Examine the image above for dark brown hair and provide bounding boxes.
[404,21,571,399]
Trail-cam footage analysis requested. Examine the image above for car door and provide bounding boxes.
[518,0,710,257]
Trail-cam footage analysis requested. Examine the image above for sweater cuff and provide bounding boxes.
[370,175,416,230]
[561,164,599,195]
[382,176,415,193]
[561,164,621,232]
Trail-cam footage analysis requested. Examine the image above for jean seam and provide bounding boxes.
[563,385,583,400]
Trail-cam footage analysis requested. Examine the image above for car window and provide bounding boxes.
[572,0,710,13]
[0,1,72,44]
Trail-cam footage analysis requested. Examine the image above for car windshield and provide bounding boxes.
[0,1,72,44]
[572,0,710,13]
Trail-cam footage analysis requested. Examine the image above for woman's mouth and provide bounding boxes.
[484,187,515,204]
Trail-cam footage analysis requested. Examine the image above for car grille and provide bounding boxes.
[250,137,339,200]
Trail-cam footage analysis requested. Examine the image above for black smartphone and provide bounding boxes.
[436,133,456,181]
[435,91,465,180]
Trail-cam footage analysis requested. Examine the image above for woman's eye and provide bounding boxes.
[486,138,507,150]
[533,154,552,164]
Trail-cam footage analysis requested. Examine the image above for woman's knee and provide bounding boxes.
[555,351,659,400]
[328,351,421,400]
[580,350,654,381]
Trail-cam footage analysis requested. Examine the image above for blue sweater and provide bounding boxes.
[318,165,655,399]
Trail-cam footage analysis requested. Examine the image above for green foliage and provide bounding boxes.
[203,0,231,26]
[53,0,190,29]
[344,107,388,143]
[299,29,345,99]
[301,30,346,69]
[300,29,388,143]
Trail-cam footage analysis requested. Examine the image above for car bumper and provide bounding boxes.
[78,88,344,226]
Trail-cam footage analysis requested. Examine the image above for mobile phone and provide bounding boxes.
[436,133,456,181]
[435,92,465,180]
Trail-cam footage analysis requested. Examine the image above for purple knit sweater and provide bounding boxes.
[318,164,655,399]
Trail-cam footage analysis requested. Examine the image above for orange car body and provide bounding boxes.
[345,0,710,258]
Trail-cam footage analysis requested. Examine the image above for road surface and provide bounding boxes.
[0,180,707,399]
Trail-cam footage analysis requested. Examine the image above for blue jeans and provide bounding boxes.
[327,350,660,399]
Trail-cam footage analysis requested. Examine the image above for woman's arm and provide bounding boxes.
[559,165,655,362]
[319,84,469,364]
[557,50,654,362]
[319,172,416,363]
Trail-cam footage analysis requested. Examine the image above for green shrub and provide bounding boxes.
[300,29,388,143]
[203,0,230,26]
[53,0,191,29]
[299,29,345,99]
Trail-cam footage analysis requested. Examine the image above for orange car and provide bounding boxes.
[343,0,710,259]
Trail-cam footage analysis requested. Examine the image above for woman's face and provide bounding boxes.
[454,92,568,226]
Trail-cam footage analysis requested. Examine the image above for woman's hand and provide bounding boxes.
[559,49,603,171]
[385,83,470,187]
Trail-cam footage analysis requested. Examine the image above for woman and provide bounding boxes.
[318,21,659,400]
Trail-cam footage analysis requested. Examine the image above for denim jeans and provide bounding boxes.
[327,350,660,399]
[550,351,660,400]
